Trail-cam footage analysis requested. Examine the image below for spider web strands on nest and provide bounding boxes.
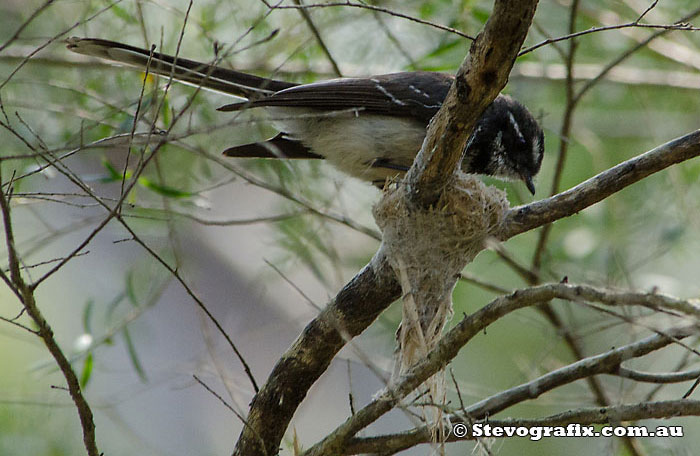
[373,173,510,450]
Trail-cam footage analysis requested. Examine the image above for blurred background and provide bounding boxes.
[1,0,699,455]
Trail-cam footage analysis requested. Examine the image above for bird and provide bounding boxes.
[66,37,544,193]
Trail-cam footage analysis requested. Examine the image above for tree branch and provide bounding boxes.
[465,325,696,418]
[301,284,698,455]
[501,129,700,240]
[269,2,475,40]
[616,367,700,384]
[0,178,99,456]
[344,399,700,454]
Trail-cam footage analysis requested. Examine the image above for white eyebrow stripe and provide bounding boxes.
[508,111,524,142]
[532,135,541,163]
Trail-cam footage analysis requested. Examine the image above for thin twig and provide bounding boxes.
[573,6,700,104]
[293,0,343,77]
[531,0,580,270]
[269,2,475,40]
[0,176,99,455]
[0,0,124,91]
[0,0,55,53]
[519,21,698,57]
[616,366,700,383]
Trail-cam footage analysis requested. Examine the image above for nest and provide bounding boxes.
[373,172,509,444]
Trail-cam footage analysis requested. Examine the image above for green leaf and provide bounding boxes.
[471,6,490,24]
[82,300,94,333]
[110,4,136,23]
[101,158,132,182]
[80,352,93,389]
[106,291,127,321]
[160,95,172,127]
[418,3,436,18]
[125,270,139,308]
[123,326,147,382]
[421,39,461,60]
[138,177,193,198]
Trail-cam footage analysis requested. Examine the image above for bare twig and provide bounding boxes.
[293,0,342,77]
[140,209,308,226]
[0,0,123,91]
[0,0,55,53]
[636,0,660,23]
[267,2,475,40]
[121,44,156,204]
[466,326,696,418]
[616,366,700,383]
[264,259,322,311]
[0,177,99,455]
[532,0,580,270]
[371,10,418,69]
[193,374,250,424]
[0,314,37,334]
[573,6,700,104]
[512,62,700,90]
[458,272,510,295]
[519,21,698,57]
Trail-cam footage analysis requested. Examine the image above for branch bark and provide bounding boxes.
[344,399,700,454]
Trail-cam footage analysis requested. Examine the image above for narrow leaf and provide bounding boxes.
[123,326,147,382]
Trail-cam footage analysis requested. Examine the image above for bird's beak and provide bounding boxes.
[523,174,536,195]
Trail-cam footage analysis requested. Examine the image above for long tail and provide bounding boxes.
[66,37,296,99]
[66,38,319,161]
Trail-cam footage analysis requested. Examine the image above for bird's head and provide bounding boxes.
[462,95,544,195]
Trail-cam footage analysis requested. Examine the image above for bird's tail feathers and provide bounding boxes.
[66,37,295,99]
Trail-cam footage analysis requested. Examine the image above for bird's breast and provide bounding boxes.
[268,107,427,182]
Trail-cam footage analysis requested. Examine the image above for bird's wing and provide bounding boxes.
[218,72,454,122]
